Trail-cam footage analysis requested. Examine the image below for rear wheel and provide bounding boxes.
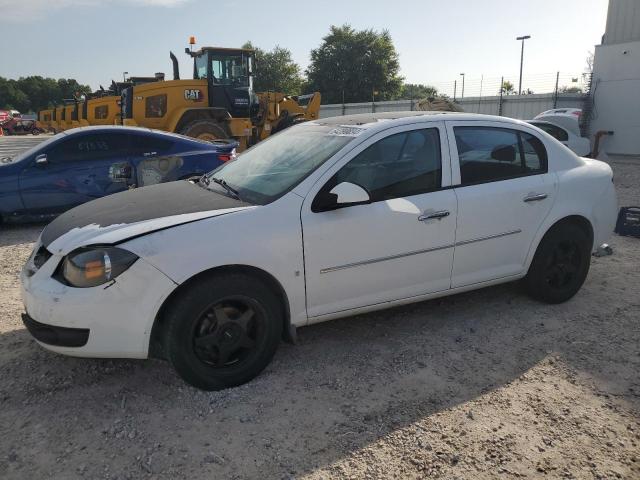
[164,273,283,390]
[524,222,591,303]
[180,120,228,142]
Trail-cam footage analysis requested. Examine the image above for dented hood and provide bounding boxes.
[42,181,253,255]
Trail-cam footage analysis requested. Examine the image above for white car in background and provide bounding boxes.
[21,112,617,390]
[529,108,591,156]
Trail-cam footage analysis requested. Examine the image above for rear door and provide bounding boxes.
[19,132,133,215]
[446,121,557,288]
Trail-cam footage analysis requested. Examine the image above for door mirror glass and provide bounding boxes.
[34,154,48,166]
[331,182,370,204]
[312,182,371,212]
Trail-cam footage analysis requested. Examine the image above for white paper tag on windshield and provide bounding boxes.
[327,126,366,137]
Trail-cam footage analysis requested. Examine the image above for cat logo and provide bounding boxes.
[184,89,203,101]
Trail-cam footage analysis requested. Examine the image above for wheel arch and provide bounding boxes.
[172,107,231,135]
[526,214,594,271]
[149,264,293,359]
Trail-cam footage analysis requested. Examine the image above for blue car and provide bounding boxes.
[0,126,238,223]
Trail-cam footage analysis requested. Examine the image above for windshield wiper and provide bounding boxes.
[209,176,241,200]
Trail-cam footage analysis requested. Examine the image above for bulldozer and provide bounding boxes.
[121,39,321,150]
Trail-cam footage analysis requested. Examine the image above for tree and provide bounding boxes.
[585,51,594,73]
[499,80,515,95]
[306,24,403,104]
[0,76,92,113]
[242,42,303,95]
[397,83,439,100]
[57,78,92,102]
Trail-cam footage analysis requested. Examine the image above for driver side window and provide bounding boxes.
[332,128,442,202]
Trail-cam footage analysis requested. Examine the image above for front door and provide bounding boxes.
[446,122,557,288]
[19,132,134,216]
[301,122,457,319]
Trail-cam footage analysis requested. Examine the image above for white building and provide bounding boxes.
[589,0,640,155]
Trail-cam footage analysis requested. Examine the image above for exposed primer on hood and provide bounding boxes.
[41,180,252,255]
[47,207,253,256]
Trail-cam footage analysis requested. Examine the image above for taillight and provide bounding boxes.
[218,148,237,162]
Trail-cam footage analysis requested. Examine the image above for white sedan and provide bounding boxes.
[21,112,617,390]
[529,108,591,157]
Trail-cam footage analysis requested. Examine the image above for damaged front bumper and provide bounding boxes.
[21,247,177,359]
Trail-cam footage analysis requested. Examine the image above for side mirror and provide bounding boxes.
[34,154,48,166]
[312,182,371,212]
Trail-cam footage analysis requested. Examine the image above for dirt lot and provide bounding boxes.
[0,155,639,479]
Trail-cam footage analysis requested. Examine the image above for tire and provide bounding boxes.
[164,273,283,390]
[524,222,591,304]
[180,120,228,142]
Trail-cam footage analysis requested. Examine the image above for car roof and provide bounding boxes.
[61,125,200,142]
[311,111,530,132]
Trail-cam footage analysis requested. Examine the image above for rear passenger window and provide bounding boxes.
[129,135,173,155]
[454,127,547,186]
[47,134,130,163]
[521,132,547,172]
[333,128,442,202]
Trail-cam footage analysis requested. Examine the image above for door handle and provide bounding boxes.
[418,210,450,222]
[523,193,548,203]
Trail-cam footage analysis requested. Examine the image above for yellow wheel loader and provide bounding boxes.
[37,109,53,132]
[121,43,320,151]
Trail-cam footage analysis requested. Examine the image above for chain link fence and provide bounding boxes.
[319,72,591,120]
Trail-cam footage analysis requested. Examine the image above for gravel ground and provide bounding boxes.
[0,155,639,479]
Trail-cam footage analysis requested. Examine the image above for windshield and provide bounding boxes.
[203,124,357,204]
[194,52,251,87]
[2,134,64,163]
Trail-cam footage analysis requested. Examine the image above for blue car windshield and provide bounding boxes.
[7,134,64,163]
[203,123,357,205]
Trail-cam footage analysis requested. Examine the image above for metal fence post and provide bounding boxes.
[478,74,484,113]
[453,80,457,102]
[498,76,504,116]
[553,71,559,108]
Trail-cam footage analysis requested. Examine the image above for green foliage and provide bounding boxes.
[397,83,439,100]
[242,42,303,95]
[306,25,403,104]
[0,76,91,113]
[499,80,515,95]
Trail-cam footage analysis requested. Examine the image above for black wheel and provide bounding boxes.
[164,273,283,390]
[180,120,228,142]
[524,222,591,303]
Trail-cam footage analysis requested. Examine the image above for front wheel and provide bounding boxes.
[524,222,591,303]
[180,120,228,142]
[164,273,283,390]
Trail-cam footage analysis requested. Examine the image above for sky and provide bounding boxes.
[0,0,609,96]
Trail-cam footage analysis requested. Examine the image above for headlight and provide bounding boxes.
[61,247,138,288]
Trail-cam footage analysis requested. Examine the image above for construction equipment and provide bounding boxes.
[121,39,320,150]
[37,109,53,131]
